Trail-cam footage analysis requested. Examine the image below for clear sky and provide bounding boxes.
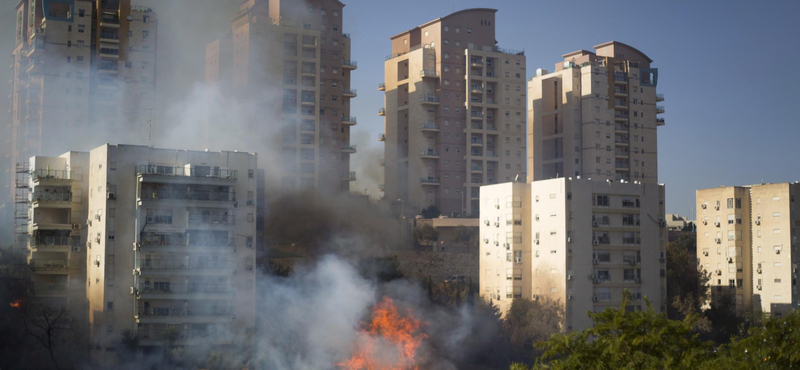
[343,0,800,217]
[1,0,799,219]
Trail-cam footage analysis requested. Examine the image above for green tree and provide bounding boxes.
[712,309,800,368]
[666,233,710,321]
[504,298,564,363]
[529,295,716,370]
[412,223,439,249]
[451,225,479,253]
[420,205,441,219]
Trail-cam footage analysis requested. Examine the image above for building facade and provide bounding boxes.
[206,0,355,195]
[697,183,799,317]
[381,8,527,217]
[480,42,667,331]
[480,178,666,329]
[8,0,158,248]
[28,145,258,366]
[528,42,663,183]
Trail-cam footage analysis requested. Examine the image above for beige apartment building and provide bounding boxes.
[29,145,258,366]
[697,183,800,317]
[381,8,527,217]
[480,178,666,329]
[206,0,356,195]
[528,42,664,183]
[480,42,667,330]
[9,0,157,248]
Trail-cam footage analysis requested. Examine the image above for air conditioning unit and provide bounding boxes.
[714,238,721,244]
[484,220,490,226]
[716,270,722,275]
[130,287,137,295]
[146,216,154,223]
[701,204,707,209]
[568,295,573,300]
[589,274,595,280]
[757,268,762,274]
[484,238,489,244]
[533,294,539,300]
[95,214,101,221]
[535,215,540,221]
[702,220,707,225]
[567,237,573,243]
[755,220,761,225]
[635,278,642,283]
[703,251,709,256]
[107,192,116,200]
[247,242,254,249]
[495,204,500,209]
[567,275,572,280]
[592,295,598,302]
[94,260,100,267]
[592,221,598,227]
[714,221,720,227]
[714,205,720,210]
[86,219,92,226]
[776,249,781,255]
[504,243,510,250]
[247,200,254,205]
[757,285,762,291]
[659,220,667,227]
[593,278,600,284]
[72,224,81,230]
[494,222,500,227]
[133,243,141,251]
[534,239,539,245]
[593,258,599,265]
[71,246,80,253]
[494,241,499,246]
[592,239,599,246]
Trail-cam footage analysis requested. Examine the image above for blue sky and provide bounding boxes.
[343,0,800,217]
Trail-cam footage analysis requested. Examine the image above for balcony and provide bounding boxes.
[31,192,72,208]
[614,112,629,121]
[420,177,440,185]
[100,15,120,28]
[378,134,386,142]
[419,95,439,104]
[420,123,439,132]
[341,144,357,153]
[32,282,69,297]
[99,47,120,60]
[136,165,237,183]
[342,171,356,181]
[470,137,483,146]
[135,283,234,300]
[656,117,666,126]
[615,149,630,157]
[470,61,484,68]
[342,88,357,98]
[300,124,315,133]
[378,82,385,91]
[656,105,665,114]
[31,169,74,184]
[135,306,234,324]
[470,86,484,94]
[614,88,628,96]
[656,93,665,102]
[301,68,316,77]
[188,214,236,226]
[31,236,75,252]
[420,69,437,79]
[342,59,357,69]
[470,112,484,120]
[139,189,236,206]
[301,95,316,105]
[29,259,69,274]
[342,116,357,125]
[615,137,629,145]
[137,259,234,275]
[470,166,483,173]
[420,149,439,159]
[302,40,317,49]
[613,73,628,83]
[378,108,385,116]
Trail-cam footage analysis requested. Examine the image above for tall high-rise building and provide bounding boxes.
[380,8,527,217]
[206,0,356,195]
[696,183,800,317]
[30,144,258,366]
[528,42,664,182]
[480,42,667,331]
[8,0,158,247]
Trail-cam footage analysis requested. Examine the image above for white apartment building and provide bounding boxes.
[480,178,666,330]
[697,183,800,317]
[28,144,258,367]
[480,41,667,331]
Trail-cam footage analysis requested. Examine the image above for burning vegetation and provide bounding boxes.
[338,297,427,370]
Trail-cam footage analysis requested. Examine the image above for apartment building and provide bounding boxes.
[8,0,157,247]
[480,42,667,330]
[697,183,800,317]
[381,8,527,217]
[528,42,664,183]
[26,152,90,354]
[480,178,666,329]
[206,0,356,195]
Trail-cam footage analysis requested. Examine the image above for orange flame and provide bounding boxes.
[338,297,427,370]
[9,300,22,309]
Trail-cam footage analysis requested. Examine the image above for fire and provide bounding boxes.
[338,297,427,370]
[9,300,22,308]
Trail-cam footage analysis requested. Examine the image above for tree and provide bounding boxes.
[411,224,439,249]
[666,233,709,320]
[451,226,479,253]
[529,295,716,370]
[17,302,76,370]
[504,298,564,363]
[420,205,441,219]
[712,309,800,368]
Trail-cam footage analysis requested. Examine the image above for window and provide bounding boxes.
[78,25,85,33]
[107,301,114,310]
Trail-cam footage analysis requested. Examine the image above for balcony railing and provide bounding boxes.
[470,112,484,119]
[342,171,357,180]
[342,88,357,96]
[656,105,665,114]
[420,149,439,157]
[138,306,233,318]
[378,108,386,115]
[140,189,235,202]
[138,259,233,270]
[420,69,437,78]
[342,59,357,68]
[32,236,76,248]
[470,137,483,144]
[419,95,439,103]
[136,283,234,295]
[32,192,72,202]
[622,199,639,208]
[378,134,386,141]
[136,165,237,180]
[378,82,385,90]
[420,123,439,130]
[420,177,440,184]
[188,214,236,225]
[31,169,74,182]
[30,259,69,271]
[341,144,357,151]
